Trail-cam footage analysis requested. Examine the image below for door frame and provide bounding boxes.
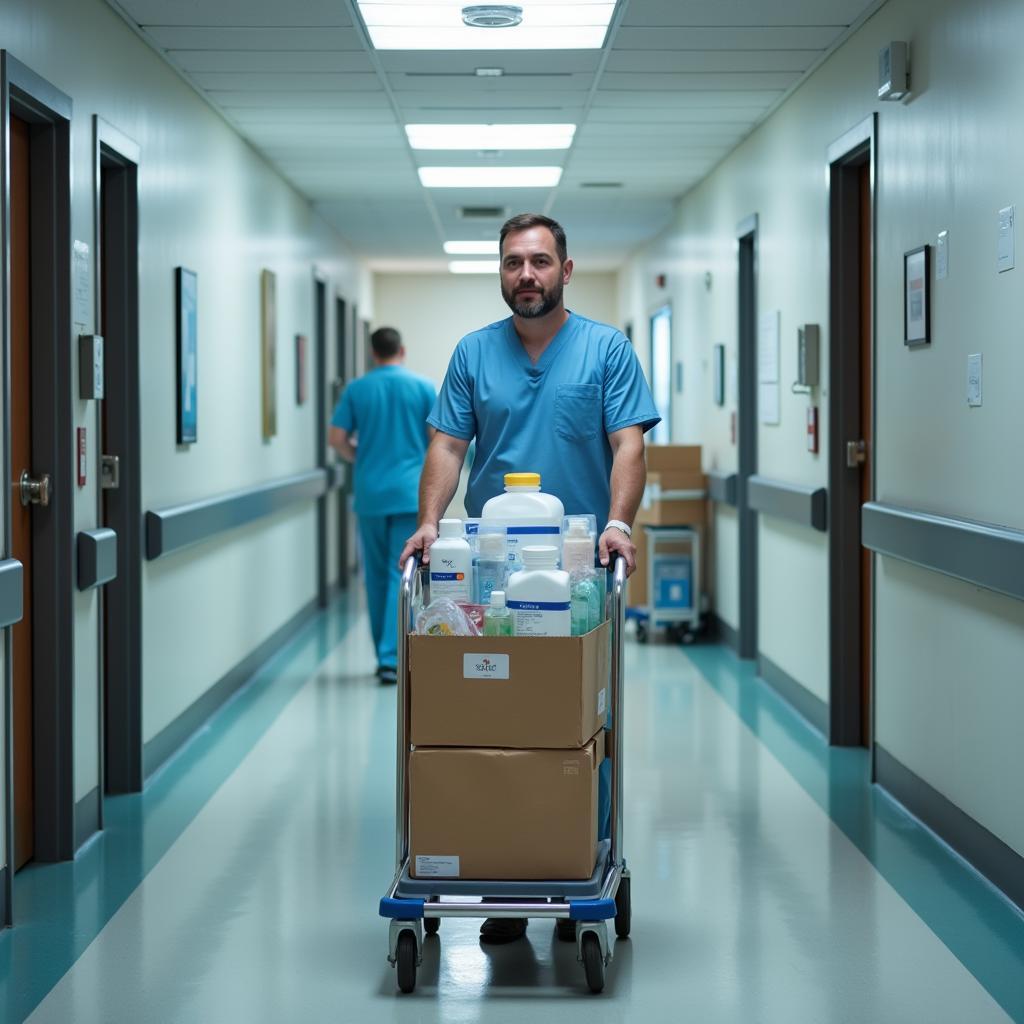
[2,52,75,885]
[314,271,329,607]
[333,293,349,591]
[736,214,759,660]
[827,115,877,747]
[93,116,142,795]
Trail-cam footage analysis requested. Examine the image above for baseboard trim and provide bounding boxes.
[74,786,101,850]
[875,744,1024,913]
[757,653,828,737]
[712,614,739,653]
[143,598,319,780]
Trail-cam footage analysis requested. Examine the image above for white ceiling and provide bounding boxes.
[108,0,885,271]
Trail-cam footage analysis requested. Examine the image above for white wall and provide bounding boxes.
[0,0,369,860]
[620,0,1024,857]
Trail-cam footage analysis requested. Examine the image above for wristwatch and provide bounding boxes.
[604,519,632,538]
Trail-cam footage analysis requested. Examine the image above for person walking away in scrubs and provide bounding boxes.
[331,327,436,684]
[398,213,660,943]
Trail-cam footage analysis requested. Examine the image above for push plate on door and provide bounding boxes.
[100,454,120,490]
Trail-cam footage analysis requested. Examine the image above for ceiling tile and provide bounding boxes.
[171,50,376,72]
[117,0,353,26]
[599,71,802,91]
[603,49,820,74]
[621,0,875,27]
[613,26,846,49]
[143,26,364,50]
[191,72,384,91]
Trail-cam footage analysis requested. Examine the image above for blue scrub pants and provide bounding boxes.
[358,512,418,671]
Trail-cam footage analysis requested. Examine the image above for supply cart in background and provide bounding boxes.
[379,556,631,995]
[630,525,701,645]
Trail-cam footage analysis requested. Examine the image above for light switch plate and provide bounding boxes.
[967,353,982,407]
[997,206,1015,273]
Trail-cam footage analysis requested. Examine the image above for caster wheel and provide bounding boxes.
[396,930,418,993]
[682,631,695,645]
[615,876,631,939]
[424,917,440,936]
[581,932,605,994]
[636,624,648,644]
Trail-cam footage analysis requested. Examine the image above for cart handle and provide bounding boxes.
[395,555,419,869]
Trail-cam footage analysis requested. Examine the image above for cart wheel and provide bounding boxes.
[396,930,417,993]
[681,630,695,645]
[424,917,440,936]
[615,876,631,938]
[581,932,605,993]
[636,623,648,644]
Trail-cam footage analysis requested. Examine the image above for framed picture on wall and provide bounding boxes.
[260,269,277,438]
[295,333,308,405]
[175,267,198,444]
[904,245,930,346]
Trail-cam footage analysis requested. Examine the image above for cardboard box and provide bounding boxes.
[645,444,702,472]
[409,622,609,749]
[410,735,604,880]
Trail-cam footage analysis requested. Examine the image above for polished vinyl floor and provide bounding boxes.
[5,596,1024,1023]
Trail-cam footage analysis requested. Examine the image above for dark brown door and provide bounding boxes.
[11,115,35,870]
[858,163,874,745]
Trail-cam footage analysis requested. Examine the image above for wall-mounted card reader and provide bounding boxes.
[793,324,820,392]
[79,334,104,400]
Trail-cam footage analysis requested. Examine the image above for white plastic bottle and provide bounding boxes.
[506,545,571,637]
[480,473,565,571]
[430,519,472,603]
[475,529,508,605]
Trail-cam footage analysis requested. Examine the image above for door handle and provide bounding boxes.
[845,440,866,468]
[19,470,52,507]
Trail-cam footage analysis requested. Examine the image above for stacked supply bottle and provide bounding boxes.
[562,517,603,635]
[480,473,564,574]
[506,546,571,636]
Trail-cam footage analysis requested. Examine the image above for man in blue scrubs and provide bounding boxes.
[331,327,436,684]
[399,213,659,943]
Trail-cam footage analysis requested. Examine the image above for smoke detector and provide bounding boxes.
[462,5,524,29]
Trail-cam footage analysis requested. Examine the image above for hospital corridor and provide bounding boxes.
[1,0,1023,1020]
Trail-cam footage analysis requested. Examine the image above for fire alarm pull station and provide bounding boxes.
[806,407,819,454]
[77,428,87,486]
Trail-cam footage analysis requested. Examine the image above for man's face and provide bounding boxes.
[499,227,573,318]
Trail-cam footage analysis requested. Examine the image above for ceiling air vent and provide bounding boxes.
[580,182,623,189]
[459,205,507,220]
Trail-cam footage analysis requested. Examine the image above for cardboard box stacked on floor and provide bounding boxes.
[408,622,609,880]
[629,445,708,609]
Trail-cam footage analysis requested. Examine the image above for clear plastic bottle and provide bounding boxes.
[506,545,571,637]
[475,529,508,605]
[562,517,603,635]
[429,518,472,604]
[480,472,564,573]
[483,590,514,637]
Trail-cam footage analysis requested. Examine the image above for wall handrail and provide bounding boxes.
[145,466,344,560]
[708,470,738,507]
[747,475,827,532]
[862,501,1024,602]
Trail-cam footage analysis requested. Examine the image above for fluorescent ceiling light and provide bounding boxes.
[449,260,500,274]
[419,166,562,187]
[357,2,614,50]
[444,240,500,255]
[406,123,575,151]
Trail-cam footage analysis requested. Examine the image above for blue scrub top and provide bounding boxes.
[428,312,660,525]
[331,365,436,517]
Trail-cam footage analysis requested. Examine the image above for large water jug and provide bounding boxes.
[480,472,565,572]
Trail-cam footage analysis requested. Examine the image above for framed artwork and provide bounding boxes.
[260,269,277,438]
[295,333,308,405]
[175,267,198,444]
[904,245,930,346]
[713,343,725,406]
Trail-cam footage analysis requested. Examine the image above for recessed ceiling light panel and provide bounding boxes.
[449,260,500,274]
[406,123,575,150]
[357,2,614,50]
[444,240,500,255]
[419,166,562,187]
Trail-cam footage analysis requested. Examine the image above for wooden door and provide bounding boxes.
[858,162,874,745]
[11,115,35,869]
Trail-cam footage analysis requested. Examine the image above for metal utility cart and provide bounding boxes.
[631,525,701,645]
[379,556,631,995]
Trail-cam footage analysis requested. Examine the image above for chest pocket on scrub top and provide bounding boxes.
[555,383,602,442]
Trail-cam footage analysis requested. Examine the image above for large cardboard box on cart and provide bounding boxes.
[630,445,708,607]
[409,733,604,880]
[409,622,610,749]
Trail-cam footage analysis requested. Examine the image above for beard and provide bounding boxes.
[501,276,563,318]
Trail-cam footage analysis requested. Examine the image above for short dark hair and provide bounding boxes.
[370,326,402,359]
[499,213,568,264]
